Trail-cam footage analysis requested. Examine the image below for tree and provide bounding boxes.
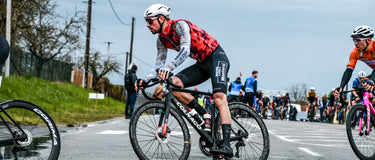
[79,50,122,92]
[288,83,308,105]
[0,0,85,77]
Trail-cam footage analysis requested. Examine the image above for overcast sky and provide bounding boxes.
[57,0,375,96]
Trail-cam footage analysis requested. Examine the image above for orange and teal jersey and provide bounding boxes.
[347,40,375,69]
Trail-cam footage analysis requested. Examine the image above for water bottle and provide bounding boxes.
[203,112,211,132]
[189,109,204,125]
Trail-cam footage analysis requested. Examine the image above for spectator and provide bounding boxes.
[243,70,258,110]
[125,64,138,119]
[228,77,242,103]
[292,106,298,121]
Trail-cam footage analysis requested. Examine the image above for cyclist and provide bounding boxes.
[281,93,290,120]
[0,34,9,72]
[139,4,233,157]
[336,25,375,96]
[307,87,317,120]
[272,95,282,119]
[351,71,367,105]
[261,95,270,119]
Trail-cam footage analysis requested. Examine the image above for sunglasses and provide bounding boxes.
[146,16,159,25]
[353,38,368,43]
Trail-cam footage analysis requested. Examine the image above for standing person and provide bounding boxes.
[336,25,375,96]
[139,4,233,156]
[292,106,298,121]
[243,70,258,110]
[125,64,138,119]
[0,34,9,73]
[228,77,242,102]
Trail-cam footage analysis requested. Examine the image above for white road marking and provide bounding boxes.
[298,147,321,156]
[97,130,128,135]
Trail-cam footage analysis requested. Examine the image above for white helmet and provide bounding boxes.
[358,71,367,78]
[144,4,171,19]
[310,86,315,90]
[351,25,374,38]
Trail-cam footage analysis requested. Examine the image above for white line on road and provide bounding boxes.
[97,130,128,135]
[298,147,320,156]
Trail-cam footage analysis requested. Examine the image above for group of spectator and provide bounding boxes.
[226,70,299,121]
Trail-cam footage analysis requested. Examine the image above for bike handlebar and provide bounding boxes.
[138,70,183,100]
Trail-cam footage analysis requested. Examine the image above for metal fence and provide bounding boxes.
[10,48,73,82]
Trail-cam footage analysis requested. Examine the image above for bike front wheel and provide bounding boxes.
[346,104,375,160]
[0,99,61,160]
[228,102,270,160]
[129,101,191,160]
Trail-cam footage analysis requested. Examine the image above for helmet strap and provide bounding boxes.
[364,39,370,52]
[156,16,166,33]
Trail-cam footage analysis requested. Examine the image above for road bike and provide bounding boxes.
[0,77,60,160]
[129,76,270,160]
[346,85,375,160]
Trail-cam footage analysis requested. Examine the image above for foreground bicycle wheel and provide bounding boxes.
[228,102,270,160]
[0,99,60,160]
[129,101,191,160]
[346,104,375,159]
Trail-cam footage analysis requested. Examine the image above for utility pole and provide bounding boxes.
[129,17,135,64]
[84,0,92,88]
[104,42,113,61]
[5,0,11,77]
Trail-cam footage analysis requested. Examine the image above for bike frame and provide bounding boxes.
[359,92,375,134]
[156,79,249,147]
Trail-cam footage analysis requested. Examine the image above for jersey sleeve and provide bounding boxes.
[146,39,168,80]
[166,20,191,70]
[347,49,359,69]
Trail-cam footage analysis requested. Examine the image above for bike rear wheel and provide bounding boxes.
[228,102,270,160]
[346,104,375,160]
[129,101,191,160]
[0,99,61,160]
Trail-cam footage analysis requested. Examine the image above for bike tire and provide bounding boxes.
[0,99,61,160]
[346,104,375,160]
[228,102,270,160]
[129,100,191,160]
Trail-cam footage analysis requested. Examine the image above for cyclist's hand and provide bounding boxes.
[362,80,374,91]
[137,79,147,91]
[333,88,342,99]
[158,66,171,80]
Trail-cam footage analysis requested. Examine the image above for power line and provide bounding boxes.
[108,0,131,26]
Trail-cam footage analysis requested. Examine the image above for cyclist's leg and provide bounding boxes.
[208,46,233,157]
[174,63,210,115]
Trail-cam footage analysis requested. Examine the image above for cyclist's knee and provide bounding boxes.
[172,77,184,88]
[213,93,227,109]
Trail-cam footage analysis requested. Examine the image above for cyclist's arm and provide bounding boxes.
[339,68,353,89]
[340,51,358,89]
[166,20,191,70]
[145,39,168,80]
